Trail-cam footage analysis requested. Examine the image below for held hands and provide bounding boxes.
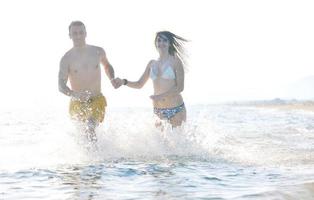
[111,78,123,89]
[111,77,127,89]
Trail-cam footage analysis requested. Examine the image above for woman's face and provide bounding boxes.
[156,35,170,52]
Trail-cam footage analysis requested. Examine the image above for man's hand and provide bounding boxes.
[111,78,123,89]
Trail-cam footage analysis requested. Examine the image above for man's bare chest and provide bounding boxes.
[69,53,100,74]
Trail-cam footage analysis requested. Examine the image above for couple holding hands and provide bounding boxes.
[58,21,187,142]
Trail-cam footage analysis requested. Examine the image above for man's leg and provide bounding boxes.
[85,118,98,143]
[85,95,105,143]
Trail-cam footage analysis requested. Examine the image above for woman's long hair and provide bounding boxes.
[155,31,189,68]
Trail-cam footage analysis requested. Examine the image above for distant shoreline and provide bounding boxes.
[251,100,314,112]
[228,99,314,112]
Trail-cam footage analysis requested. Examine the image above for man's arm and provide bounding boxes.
[58,55,73,96]
[99,48,117,87]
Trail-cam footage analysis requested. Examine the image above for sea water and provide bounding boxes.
[1,104,314,199]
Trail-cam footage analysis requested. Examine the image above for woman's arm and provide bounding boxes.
[124,60,154,89]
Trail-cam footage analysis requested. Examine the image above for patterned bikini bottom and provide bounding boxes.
[154,103,185,120]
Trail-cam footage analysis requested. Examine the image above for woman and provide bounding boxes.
[117,31,187,128]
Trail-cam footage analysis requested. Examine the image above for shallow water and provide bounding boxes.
[1,104,314,199]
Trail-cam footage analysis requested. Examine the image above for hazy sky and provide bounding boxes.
[0,0,313,108]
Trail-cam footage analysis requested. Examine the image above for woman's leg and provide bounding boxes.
[169,107,186,128]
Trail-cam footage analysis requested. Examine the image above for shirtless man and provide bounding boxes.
[58,21,120,142]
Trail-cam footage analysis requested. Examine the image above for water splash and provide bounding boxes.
[1,105,314,171]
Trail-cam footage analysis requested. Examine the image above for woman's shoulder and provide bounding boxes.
[147,59,157,68]
[172,55,181,63]
[170,55,183,68]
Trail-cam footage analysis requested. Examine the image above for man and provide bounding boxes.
[58,21,120,142]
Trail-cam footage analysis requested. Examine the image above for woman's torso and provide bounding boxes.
[150,57,184,108]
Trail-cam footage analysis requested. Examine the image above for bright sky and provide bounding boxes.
[0,0,313,109]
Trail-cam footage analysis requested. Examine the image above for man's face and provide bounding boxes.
[69,25,86,45]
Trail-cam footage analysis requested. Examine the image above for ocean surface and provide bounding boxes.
[1,104,314,200]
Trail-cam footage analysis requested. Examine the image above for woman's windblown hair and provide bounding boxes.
[155,31,189,68]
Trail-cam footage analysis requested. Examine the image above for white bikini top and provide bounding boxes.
[150,60,176,80]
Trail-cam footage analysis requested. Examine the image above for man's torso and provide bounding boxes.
[66,45,102,95]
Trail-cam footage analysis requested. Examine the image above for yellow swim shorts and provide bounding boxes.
[69,94,107,123]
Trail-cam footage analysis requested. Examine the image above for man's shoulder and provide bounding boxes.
[60,50,70,62]
[88,45,104,52]
[88,45,106,57]
[62,48,74,58]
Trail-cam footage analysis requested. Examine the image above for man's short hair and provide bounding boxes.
[68,21,86,32]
